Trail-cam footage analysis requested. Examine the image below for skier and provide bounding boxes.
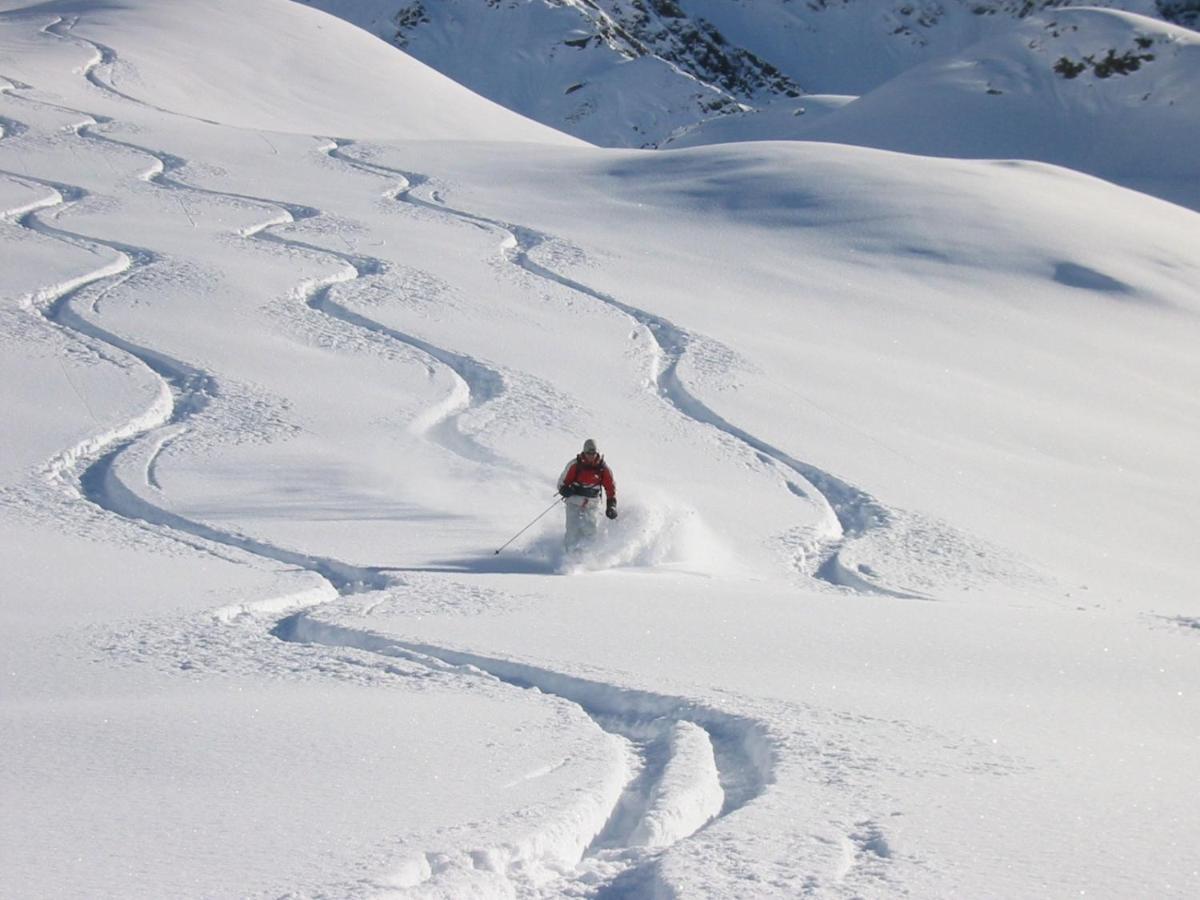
[557,438,617,551]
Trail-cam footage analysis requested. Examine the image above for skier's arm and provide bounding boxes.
[602,466,616,500]
[557,461,577,494]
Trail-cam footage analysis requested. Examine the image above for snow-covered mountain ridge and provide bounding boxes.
[786,7,1200,209]
[300,0,1199,146]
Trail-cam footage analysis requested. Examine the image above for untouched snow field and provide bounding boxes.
[1,1,1198,897]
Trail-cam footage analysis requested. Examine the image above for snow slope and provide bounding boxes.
[28,0,581,142]
[2,0,1199,898]
[305,1,1200,209]
[791,8,1200,209]
[664,8,1200,211]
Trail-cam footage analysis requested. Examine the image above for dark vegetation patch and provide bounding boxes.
[1054,40,1159,80]
[391,1,430,48]
[1157,0,1200,28]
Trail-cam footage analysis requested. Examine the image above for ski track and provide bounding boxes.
[0,17,783,897]
[39,14,508,467]
[1,152,386,591]
[46,16,225,128]
[0,76,29,139]
[326,141,918,597]
[273,611,773,896]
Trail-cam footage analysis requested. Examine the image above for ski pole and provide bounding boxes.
[494,495,563,555]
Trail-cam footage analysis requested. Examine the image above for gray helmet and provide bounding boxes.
[582,438,598,454]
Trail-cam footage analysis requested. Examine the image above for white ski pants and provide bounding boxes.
[563,495,603,552]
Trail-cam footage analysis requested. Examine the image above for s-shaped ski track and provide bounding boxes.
[326,141,925,599]
[4,17,783,896]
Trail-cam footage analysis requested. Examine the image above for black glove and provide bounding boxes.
[559,483,579,498]
[606,498,618,520]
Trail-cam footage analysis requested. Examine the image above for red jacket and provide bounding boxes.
[558,454,616,501]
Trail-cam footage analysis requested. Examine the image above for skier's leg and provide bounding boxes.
[563,498,586,553]
[579,499,601,543]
